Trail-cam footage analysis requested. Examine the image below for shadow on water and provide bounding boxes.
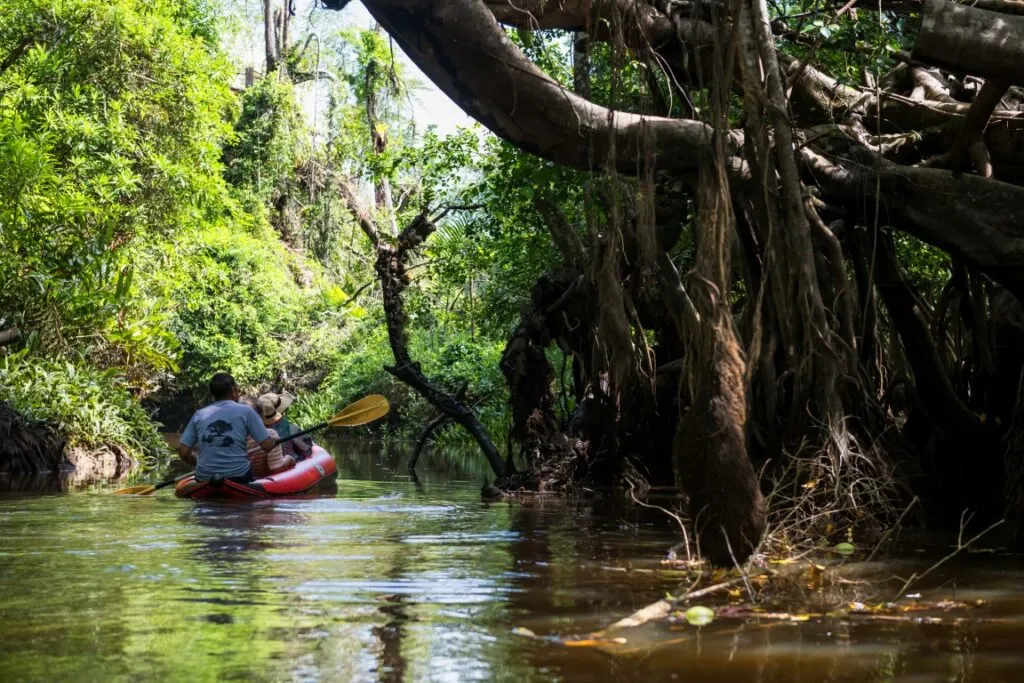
[1,436,1024,681]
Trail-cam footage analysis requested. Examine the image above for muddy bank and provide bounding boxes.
[0,401,67,475]
[0,401,139,491]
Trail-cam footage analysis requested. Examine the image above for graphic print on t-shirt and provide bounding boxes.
[202,419,235,447]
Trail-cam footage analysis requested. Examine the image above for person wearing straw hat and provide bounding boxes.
[255,392,312,461]
[238,396,294,477]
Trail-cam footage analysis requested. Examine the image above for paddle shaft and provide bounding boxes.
[142,471,193,493]
[275,421,327,445]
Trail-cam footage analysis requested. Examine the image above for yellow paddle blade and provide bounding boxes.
[113,484,156,496]
[327,394,390,427]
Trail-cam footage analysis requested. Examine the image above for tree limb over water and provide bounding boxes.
[313,0,1024,559]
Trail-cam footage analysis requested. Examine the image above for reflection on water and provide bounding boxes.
[1,439,1024,682]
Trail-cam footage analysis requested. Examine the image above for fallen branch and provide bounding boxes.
[924,78,1009,177]
[595,577,746,635]
[892,517,1004,600]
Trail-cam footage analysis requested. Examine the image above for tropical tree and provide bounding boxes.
[303,0,1024,563]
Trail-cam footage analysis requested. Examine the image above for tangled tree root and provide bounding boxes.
[759,422,907,559]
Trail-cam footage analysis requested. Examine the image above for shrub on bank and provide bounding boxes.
[0,351,168,465]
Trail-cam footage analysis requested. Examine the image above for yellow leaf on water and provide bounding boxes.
[727,588,743,598]
[564,638,627,647]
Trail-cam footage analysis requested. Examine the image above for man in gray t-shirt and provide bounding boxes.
[177,373,277,482]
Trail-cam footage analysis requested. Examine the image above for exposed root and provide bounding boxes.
[759,420,904,559]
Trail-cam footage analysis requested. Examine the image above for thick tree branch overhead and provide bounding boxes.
[914,0,1024,86]
[342,0,719,174]
[327,0,1024,297]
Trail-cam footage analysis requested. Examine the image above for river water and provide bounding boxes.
[2,439,1024,682]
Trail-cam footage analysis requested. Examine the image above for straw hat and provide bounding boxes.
[255,392,295,424]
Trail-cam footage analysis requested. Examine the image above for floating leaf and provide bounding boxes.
[684,605,715,626]
[834,542,855,556]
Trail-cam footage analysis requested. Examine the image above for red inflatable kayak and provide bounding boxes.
[174,445,337,500]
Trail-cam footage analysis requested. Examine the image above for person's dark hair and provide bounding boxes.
[209,373,237,400]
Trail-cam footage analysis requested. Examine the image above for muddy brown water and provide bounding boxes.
[1,438,1023,682]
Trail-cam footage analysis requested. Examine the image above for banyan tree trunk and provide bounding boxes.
[673,319,767,565]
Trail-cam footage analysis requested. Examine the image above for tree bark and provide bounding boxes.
[914,0,1024,86]
[335,172,506,478]
[356,0,721,175]
[376,216,506,478]
[801,149,1024,300]
[873,233,978,436]
[264,0,279,73]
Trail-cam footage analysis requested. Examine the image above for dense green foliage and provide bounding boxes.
[0,0,353,461]
[0,0,949,470]
[0,351,168,462]
[0,0,546,463]
[0,0,234,367]
[223,76,305,207]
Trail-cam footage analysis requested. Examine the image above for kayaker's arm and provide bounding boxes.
[177,443,196,466]
[178,415,199,466]
[258,436,278,453]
